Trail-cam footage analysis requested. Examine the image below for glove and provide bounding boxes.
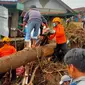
[49,29,56,34]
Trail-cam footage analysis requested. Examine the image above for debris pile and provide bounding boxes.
[65,22,85,48]
[1,21,85,85]
[15,59,66,85]
[34,60,66,85]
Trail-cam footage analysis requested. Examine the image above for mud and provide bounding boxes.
[65,22,85,48]
[33,60,66,85]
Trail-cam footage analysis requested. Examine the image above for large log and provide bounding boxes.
[0,43,56,73]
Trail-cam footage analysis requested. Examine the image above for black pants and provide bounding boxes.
[53,43,68,61]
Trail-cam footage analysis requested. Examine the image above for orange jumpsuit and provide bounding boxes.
[49,24,68,62]
[49,24,66,44]
[0,44,16,81]
[0,44,16,57]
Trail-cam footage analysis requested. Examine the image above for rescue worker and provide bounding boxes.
[49,17,68,62]
[23,5,42,48]
[64,48,85,85]
[0,37,16,82]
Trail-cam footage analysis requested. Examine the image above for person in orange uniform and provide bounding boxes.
[49,17,68,62]
[0,37,16,57]
[0,37,16,81]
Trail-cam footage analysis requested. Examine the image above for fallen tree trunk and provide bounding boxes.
[0,43,56,73]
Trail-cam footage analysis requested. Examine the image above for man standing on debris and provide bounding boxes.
[64,48,85,85]
[23,5,42,48]
[0,37,16,82]
[49,17,68,62]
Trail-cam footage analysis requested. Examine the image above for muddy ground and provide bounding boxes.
[33,61,66,85]
[14,59,67,85]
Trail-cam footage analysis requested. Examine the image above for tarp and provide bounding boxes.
[0,6,9,37]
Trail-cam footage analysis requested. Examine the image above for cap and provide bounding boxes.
[59,75,71,85]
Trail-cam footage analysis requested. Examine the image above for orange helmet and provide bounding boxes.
[52,17,61,23]
[2,37,11,42]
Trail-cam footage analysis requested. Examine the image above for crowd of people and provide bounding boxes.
[0,5,85,85]
[66,15,85,28]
